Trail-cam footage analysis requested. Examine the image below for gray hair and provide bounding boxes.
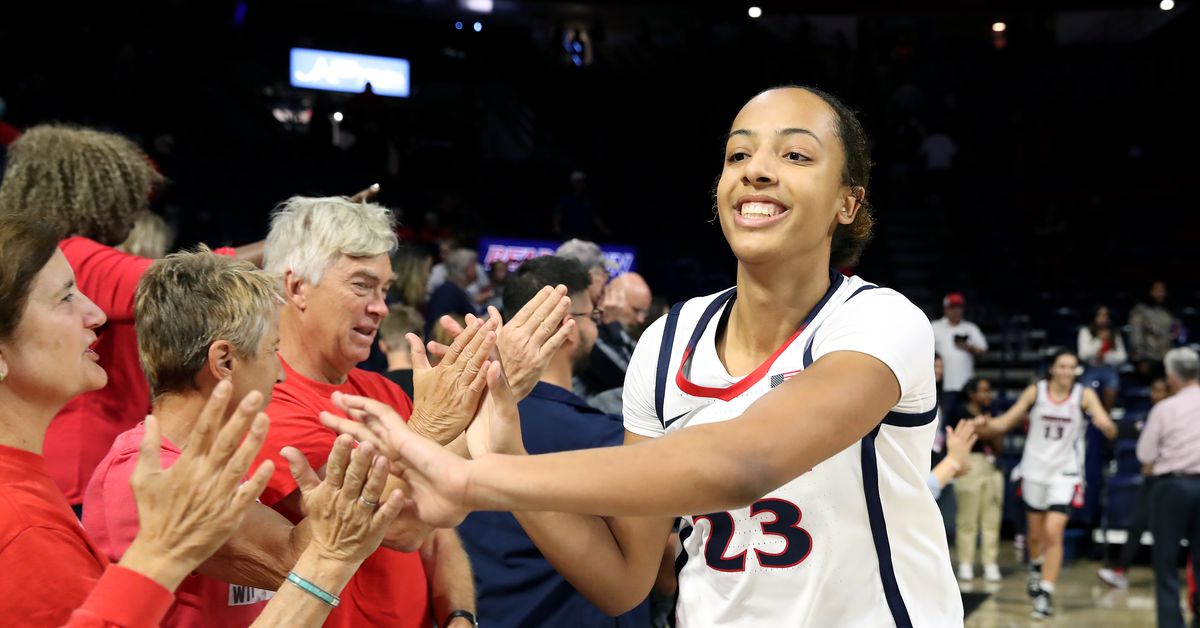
[1164,347,1200,381]
[555,238,608,272]
[445,248,477,284]
[263,196,397,285]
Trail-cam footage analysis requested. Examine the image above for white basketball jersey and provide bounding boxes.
[624,272,963,628]
[1018,381,1087,482]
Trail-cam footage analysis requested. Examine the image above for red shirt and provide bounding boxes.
[0,444,172,627]
[84,424,272,627]
[255,357,430,627]
[48,238,235,505]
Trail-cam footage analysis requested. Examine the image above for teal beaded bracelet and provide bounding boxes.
[286,571,341,607]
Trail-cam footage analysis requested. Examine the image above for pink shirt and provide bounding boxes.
[83,424,272,628]
[1138,384,1200,475]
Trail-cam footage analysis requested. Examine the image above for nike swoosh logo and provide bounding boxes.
[665,411,689,428]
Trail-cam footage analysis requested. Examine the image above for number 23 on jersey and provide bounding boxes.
[693,498,813,572]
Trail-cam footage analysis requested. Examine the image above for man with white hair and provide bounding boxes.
[253,196,484,628]
[1138,346,1200,628]
[556,238,610,305]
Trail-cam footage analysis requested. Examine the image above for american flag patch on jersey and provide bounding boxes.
[769,369,803,388]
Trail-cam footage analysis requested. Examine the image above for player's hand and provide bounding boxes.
[349,183,381,203]
[465,362,527,457]
[319,398,474,528]
[428,286,574,402]
[406,316,498,444]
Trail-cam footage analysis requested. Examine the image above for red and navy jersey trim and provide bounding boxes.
[673,270,845,401]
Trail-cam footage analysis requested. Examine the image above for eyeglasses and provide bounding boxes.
[570,308,604,325]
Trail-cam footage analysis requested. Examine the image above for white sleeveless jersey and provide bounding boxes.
[1017,381,1087,482]
[624,272,963,628]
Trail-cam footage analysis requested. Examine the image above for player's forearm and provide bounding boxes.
[469,358,886,517]
[420,529,475,625]
[513,510,661,615]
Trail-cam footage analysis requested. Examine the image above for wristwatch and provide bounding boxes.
[444,609,479,627]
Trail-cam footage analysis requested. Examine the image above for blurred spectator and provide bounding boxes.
[1129,280,1178,380]
[459,255,650,628]
[1138,348,1200,628]
[553,170,609,239]
[427,238,491,306]
[634,295,669,341]
[1098,377,1171,590]
[930,292,987,413]
[949,377,1004,583]
[378,304,425,399]
[485,260,509,312]
[426,248,480,339]
[603,272,652,333]
[1078,305,1128,410]
[390,244,433,309]
[556,238,611,306]
[115,211,175,259]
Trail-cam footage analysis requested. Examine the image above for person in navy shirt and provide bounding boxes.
[457,255,651,628]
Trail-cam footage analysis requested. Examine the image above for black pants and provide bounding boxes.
[1115,477,1155,570]
[1150,476,1200,628]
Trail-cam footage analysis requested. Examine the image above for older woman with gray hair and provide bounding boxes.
[1138,346,1200,628]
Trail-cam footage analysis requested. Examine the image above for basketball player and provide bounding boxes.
[322,86,963,627]
[976,350,1117,619]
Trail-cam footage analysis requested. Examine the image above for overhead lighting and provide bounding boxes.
[992,22,1007,33]
[748,6,763,18]
[332,111,344,122]
[1160,0,1175,10]
[473,21,483,33]
[454,21,464,30]
[463,0,493,13]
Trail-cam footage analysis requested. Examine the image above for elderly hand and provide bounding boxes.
[118,381,275,591]
[281,437,404,564]
[429,286,574,401]
[406,316,498,444]
[319,398,475,529]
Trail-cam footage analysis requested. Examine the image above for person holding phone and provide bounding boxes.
[931,292,987,416]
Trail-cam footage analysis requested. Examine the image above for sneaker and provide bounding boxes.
[1027,568,1042,599]
[1097,567,1129,589]
[958,564,975,581]
[1031,590,1053,620]
[983,564,1002,582]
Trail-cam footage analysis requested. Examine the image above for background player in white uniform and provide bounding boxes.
[978,351,1116,619]
[321,86,963,626]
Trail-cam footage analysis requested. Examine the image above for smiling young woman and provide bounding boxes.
[323,85,965,627]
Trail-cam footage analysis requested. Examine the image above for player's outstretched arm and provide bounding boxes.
[1081,387,1118,439]
[978,384,1037,437]
[322,350,900,519]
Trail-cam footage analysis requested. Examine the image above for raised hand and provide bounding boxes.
[348,183,381,204]
[428,286,574,401]
[119,381,275,591]
[945,419,978,477]
[465,361,527,458]
[281,437,404,563]
[406,315,498,444]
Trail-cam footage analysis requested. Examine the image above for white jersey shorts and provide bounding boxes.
[1021,477,1083,513]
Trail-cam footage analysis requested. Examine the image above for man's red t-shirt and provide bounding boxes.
[0,444,173,626]
[84,424,272,627]
[255,357,431,627]
[48,238,235,506]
